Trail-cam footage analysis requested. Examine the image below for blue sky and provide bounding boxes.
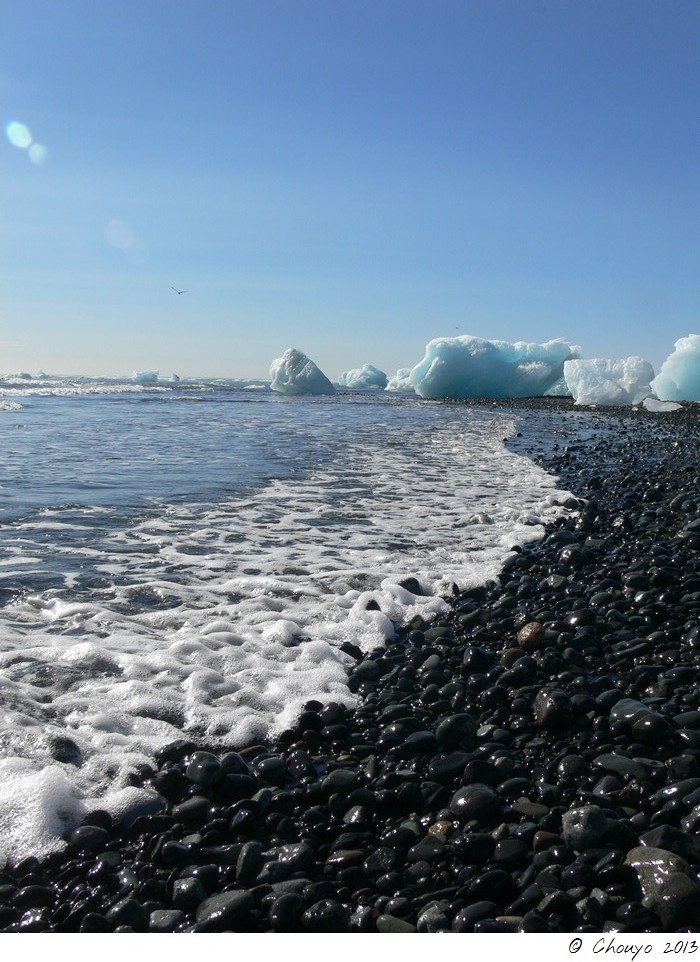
[2,0,699,378]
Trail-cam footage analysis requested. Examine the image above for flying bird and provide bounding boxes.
[171,286,188,294]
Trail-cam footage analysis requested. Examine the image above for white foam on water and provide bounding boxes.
[0,373,271,398]
[0,400,574,862]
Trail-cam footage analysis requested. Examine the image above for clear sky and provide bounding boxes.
[2,0,699,379]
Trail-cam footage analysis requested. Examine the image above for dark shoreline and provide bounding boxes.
[2,397,700,933]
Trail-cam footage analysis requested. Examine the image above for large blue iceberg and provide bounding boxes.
[270,348,335,396]
[564,357,654,406]
[337,363,388,390]
[651,335,700,402]
[408,335,579,399]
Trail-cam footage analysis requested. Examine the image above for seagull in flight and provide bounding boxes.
[171,286,188,294]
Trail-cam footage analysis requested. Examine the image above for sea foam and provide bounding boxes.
[0,392,574,862]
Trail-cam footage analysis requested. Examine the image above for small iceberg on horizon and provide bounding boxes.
[385,368,415,393]
[564,357,654,406]
[132,370,159,385]
[337,363,388,391]
[270,348,335,396]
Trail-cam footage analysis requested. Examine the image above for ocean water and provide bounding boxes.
[0,377,574,863]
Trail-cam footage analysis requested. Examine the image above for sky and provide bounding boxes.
[1,0,699,379]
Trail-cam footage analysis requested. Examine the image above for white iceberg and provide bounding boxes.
[651,335,700,402]
[544,376,571,397]
[337,363,388,390]
[385,368,414,392]
[408,334,579,399]
[269,348,335,396]
[643,397,682,413]
[564,357,655,406]
[133,370,159,385]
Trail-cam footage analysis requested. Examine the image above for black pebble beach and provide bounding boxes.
[2,397,700,934]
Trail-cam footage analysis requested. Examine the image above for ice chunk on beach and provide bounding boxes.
[409,334,579,399]
[337,363,388,390]
[651,335,700,401]
[564,357,654,406]
[643,396,682,413]
[386,368,415,392]
[270,348,335,395]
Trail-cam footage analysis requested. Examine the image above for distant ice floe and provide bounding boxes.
[651,334,700,402]
[0,372,273,398]
[0,372,34,384]
[337,363,388,390]
[133,370,159,385]
[408,335,579,399]
[564,357,654,406]
[270,347,335,395]
[386,368,414,393]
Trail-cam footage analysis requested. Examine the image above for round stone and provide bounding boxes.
[561,805,609,851]
[517,622,545,650]
[70,825,111,852]
[195,890,255,931]
[435,713,477,750]
[268,892,304,932]
[185,751,222,787]
[449,784,498,821]
[301,899,350,932]
[172,877,208,912]
[149,910,185,933]
[171,795,210,824]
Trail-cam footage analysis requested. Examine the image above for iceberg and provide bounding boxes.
[643,397,682,413]
[544,376,571,397]
[269,348,335,396]
[564,357,654,406]
[133,370,159,385]
[337,363,388,391]
[385,368,414,392]
[651,335,700,402]
[408,335,579,399]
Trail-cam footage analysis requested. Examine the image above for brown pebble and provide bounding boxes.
[517,622,544,650]
[532,831,561,853]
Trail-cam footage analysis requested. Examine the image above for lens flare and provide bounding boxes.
[5,120,32,149]
[104,219,134,249]
[28,144,48,165]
